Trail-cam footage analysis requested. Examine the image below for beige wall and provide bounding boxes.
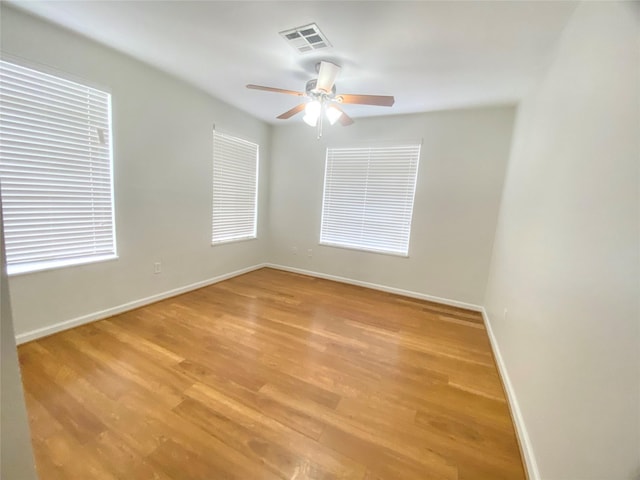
[1,5,271,339]
[268,107,515,306]
[484,2,640,478]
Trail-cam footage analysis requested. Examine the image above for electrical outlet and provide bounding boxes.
[503,308,508,321]
[307,249,313,258]
[154,262,161,274]
[292,246,298,255]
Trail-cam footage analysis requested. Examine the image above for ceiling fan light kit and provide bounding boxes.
[247,60,395,139]
[302,100,343,129]
[303,100,321,127]
[326,105,343,125]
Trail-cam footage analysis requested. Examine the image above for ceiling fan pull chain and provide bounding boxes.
[317,104,324,140]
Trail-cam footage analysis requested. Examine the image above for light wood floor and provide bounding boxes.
[18,268,526,480]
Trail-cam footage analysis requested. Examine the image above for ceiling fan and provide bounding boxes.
[246,61,395,137]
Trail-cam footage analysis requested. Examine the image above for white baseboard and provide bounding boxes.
[15,262,479,344]
[15,263,267,344]
[265,263,483,312]
[482,307,538,480]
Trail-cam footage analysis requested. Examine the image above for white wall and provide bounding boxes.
[7,4,639,478]
[484,2,640,479]
[1,5,271,339]
[268,107,515,306]
[1,199,38,480]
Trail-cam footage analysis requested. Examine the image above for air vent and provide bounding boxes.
[279,23,331,54]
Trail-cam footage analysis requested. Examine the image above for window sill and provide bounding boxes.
[319,241,409,258]
[211,236,257,246]
[7,254,119,277]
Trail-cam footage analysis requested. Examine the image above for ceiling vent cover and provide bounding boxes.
[279,23,331,54]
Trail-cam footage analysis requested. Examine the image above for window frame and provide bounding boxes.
[319,143,421,257]
[211,129,259,245]
[0,58,117,276]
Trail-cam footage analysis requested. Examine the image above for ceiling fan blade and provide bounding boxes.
[316,61,341,93]
[331,104,354,126]
[337,94,395,107]
[276,103,306,119]
[246,84,305,97]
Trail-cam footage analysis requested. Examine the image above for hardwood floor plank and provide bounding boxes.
[414,408,521,460]
[23,392,64,441]
[173,397,328,479]
[185,382,367,479]
[259,383,459,479]
[93,319,185,365]
[19,344,108,445]
[18,267,526,479]
[40,430,119,480]
[63,328,193,409]
[320,425,455,480]
[146,435,280,480]
[177,359,328,440]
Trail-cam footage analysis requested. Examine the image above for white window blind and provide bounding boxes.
[212,131,258,244]
[0,60,116,275]
[320,144,421,256]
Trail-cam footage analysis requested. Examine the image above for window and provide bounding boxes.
[320,144,421,256]
[0,60,116,275]
[211,131,258,244]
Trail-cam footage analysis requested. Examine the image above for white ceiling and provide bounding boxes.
[7,1,577,124]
